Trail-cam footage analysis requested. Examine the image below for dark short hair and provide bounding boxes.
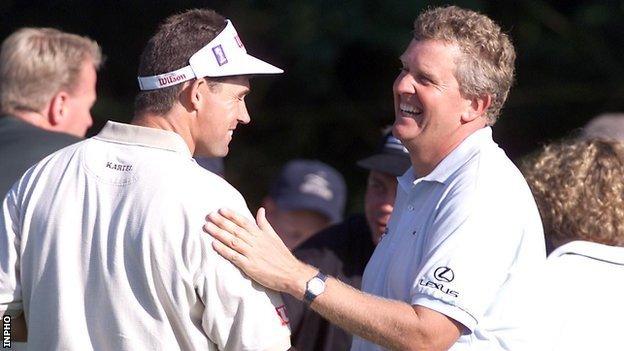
[134,9,227,116]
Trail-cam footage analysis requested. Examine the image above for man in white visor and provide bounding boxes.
[0,9,290,351]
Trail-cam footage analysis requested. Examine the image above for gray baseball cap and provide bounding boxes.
[357,131,411,177]
[269,159,346,223]
[580,113,624,141]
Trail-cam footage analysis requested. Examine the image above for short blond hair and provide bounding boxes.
[413,6,515,125]
[0,27,102,115]
[521,139,624,248]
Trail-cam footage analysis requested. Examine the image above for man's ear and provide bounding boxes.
[176,79,206,113]
[187,78,208,112]
[48,91,70,126]
[462,94,491,123]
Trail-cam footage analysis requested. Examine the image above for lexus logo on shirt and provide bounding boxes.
[434,267,455,282]
[418,266,459,297]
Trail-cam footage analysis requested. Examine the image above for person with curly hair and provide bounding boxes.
[522,138,624,350]
[523,139,624,251]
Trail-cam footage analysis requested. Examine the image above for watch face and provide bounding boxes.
[308,277,325,295]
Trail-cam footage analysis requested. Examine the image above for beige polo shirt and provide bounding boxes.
[0,121,291,350]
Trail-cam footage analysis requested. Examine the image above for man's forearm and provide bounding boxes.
[312,279,422,350]
[284,267,456,351]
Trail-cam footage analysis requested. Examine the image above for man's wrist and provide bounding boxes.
[303,271,328,305]
[287,263,318,300]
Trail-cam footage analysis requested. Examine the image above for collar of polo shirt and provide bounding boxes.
[137,20,283,91]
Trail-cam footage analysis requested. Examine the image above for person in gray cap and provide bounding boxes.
[579,112,624,141]
[262,159,347,250]
[1,9,290,350]
[282,130,410,351]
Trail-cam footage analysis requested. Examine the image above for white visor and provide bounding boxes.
[137,20,283,91]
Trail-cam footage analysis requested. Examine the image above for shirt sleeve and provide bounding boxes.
[195,186,291,351]
[196,253,291,351]
[0,187,23,317]
[410,187,524,332]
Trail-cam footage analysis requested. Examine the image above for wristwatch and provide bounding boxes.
[303,271,328,305]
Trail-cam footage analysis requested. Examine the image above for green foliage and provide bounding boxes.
[2,0,624,211]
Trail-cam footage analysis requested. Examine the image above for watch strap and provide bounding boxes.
[303,271,328,305]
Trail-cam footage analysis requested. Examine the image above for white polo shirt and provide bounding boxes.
[352,127,545,351]
[0,121,291,351]
[536,240,624,351]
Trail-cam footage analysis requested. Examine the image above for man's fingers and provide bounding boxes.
[218,208,259,233]
[212,240,248,269]
[256,207,281,240]
[256,207,269,230]
[207,211,255,244]
[203,221,249,255]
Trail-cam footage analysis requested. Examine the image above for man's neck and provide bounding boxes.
[10,110,53,131]
[132,111,195,155]
[408,122,486,178]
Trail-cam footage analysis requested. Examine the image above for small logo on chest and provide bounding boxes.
[106,162,132,171]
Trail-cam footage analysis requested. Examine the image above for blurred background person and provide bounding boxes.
[579,112,624,141]
[522,138,624,350]
[262,159,346,250]
[284,130,410,351]
[0,27,102,197]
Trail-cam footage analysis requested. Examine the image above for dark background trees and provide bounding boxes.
[2,0,624,212]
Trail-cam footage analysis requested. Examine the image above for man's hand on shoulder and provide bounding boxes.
[204,207,316,299]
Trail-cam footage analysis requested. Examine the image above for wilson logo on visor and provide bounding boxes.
[158,73,187,87]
